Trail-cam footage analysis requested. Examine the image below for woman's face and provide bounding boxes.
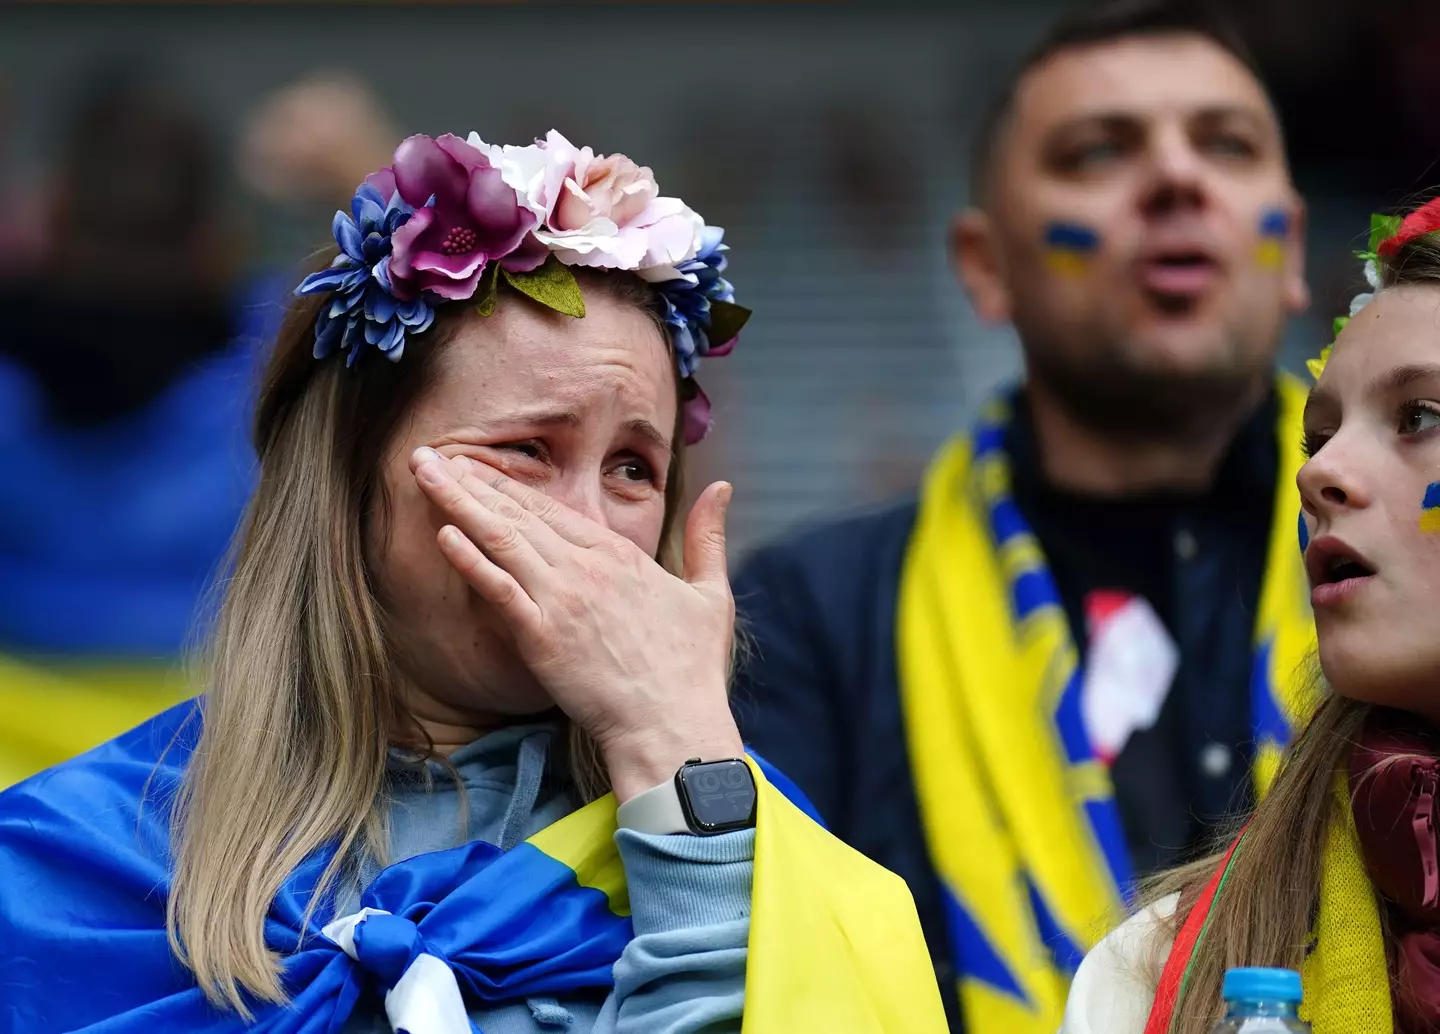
[1299,285,1440,715]
[368,291,677,727]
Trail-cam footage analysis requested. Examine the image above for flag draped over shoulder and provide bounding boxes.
[0,703,947,1033]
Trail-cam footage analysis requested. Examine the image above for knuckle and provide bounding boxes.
[492,522,524,553]
[493,497,526,523]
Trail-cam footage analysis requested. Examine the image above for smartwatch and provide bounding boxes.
[615,757,758,835]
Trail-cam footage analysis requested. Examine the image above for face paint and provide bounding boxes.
[1421,483,1440,534]
[1256,207,1289,270]
[1298,511,1310,553]
[1043,221,1100,277]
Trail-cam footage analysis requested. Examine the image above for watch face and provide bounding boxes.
[678,760,757,833]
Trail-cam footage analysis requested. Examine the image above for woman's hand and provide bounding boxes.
[410,447,744,802]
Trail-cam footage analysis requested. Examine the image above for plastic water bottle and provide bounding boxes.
[1209,968,1310,1033]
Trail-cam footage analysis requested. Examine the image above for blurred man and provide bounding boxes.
[733,2,1313,1031]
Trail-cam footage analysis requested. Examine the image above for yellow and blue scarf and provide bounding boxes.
[0,701,948,1032]
[896,377,1316,1033]
[1145,772,1390,1034]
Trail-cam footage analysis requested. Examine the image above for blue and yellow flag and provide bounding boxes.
[896,377,1317,1034]
[0,703,947,1032]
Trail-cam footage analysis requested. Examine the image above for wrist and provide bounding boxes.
[601,719,745,804]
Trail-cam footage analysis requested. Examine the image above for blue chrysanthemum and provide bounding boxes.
[295,180,436,366]
[657,226,737,380]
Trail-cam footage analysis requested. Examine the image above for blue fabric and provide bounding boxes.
[0,704,767,1034]
[0,277,282,657]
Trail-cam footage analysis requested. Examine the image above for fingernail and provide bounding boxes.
[717,482,733,511]
[413,446,441,467]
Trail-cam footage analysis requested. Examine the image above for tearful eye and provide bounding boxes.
[610,457,655,483]
[500,441,545,461]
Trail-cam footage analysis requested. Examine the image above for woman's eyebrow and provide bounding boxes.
[1373,362,1440,395]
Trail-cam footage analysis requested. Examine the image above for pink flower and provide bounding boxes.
[474,130,702,277]
[386,134,545,302]
[552,152,658,233]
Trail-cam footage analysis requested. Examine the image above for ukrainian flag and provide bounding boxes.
[1421,483,1440,534]
[1256,209,1290,270]
[1043,222,1100,277]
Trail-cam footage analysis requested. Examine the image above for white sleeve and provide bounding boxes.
[1058,894,1179,1034]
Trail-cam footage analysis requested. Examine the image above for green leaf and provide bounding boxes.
[474,261,501,317]
[1369,213,1402,254]
[707,300,751,349]
[502,254,586,319]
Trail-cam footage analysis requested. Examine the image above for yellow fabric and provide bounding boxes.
[535,758,950,1033]
[897,377,1317,1034]
[0,653,191,788]
[1298,772,1392,1034]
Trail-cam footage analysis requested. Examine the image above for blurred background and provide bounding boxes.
[1,1,1438,777]
[3,1,1438,550]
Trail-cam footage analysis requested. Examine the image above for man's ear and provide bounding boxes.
[952,207,1013,324]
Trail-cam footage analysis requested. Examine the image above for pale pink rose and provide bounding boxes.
[467,128,701,273]
[552,151,658,232]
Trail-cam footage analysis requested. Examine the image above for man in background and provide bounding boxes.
[733,2,1313,1031]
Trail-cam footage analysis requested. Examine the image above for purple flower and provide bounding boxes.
[295,170,435,366]
[388,134,547,301]
[657,226,738,380]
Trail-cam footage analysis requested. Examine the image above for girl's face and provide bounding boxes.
[1299,285,1440,716]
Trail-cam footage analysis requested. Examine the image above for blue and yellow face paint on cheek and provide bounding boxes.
[1043,221,1101,277]
[1256,207,1290,271]
[1420,483,1440,533]
[1298,512,1310,553]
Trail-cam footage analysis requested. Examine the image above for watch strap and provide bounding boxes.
[615,773,692,835]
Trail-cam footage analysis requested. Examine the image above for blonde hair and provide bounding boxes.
[1145,225,1440,1033]
[166,266,685,1014]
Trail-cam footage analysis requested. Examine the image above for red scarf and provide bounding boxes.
[1350,707,1440,1034]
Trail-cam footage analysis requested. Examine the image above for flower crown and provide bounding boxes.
[1307,199,1440,380]
[294,130,751,444]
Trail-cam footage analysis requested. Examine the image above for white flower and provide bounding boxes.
[1347,258,1382,317]
[466,129,702,275]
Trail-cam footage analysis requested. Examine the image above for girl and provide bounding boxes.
[1061,196,1440,1034]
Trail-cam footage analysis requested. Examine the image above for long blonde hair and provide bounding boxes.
[1150,227,1440,1034]
[166,266,685,1014]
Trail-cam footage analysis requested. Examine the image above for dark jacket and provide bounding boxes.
[731,391,1279,1030]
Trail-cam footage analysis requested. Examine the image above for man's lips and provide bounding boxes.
[1135,249,1222,296]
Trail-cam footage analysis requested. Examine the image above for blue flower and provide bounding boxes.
[656,226,738,380]
[295,177,436,366]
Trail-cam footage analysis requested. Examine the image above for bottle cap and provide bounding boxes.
[1222,967,1302,1003]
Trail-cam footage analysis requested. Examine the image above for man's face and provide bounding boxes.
[958,34,1308,438]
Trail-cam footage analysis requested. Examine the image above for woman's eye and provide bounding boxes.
[1399,401,1440,437]
[499,441,546,461]
[1301,431,1330,459]
[609,458,655,483]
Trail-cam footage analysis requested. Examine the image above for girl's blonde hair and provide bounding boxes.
[1149,225,1440,1033]
[166,266,685,1015]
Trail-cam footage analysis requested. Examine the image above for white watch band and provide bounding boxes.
[615,775,692,835]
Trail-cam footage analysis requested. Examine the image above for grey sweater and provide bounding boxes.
[336,723,753,1033]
